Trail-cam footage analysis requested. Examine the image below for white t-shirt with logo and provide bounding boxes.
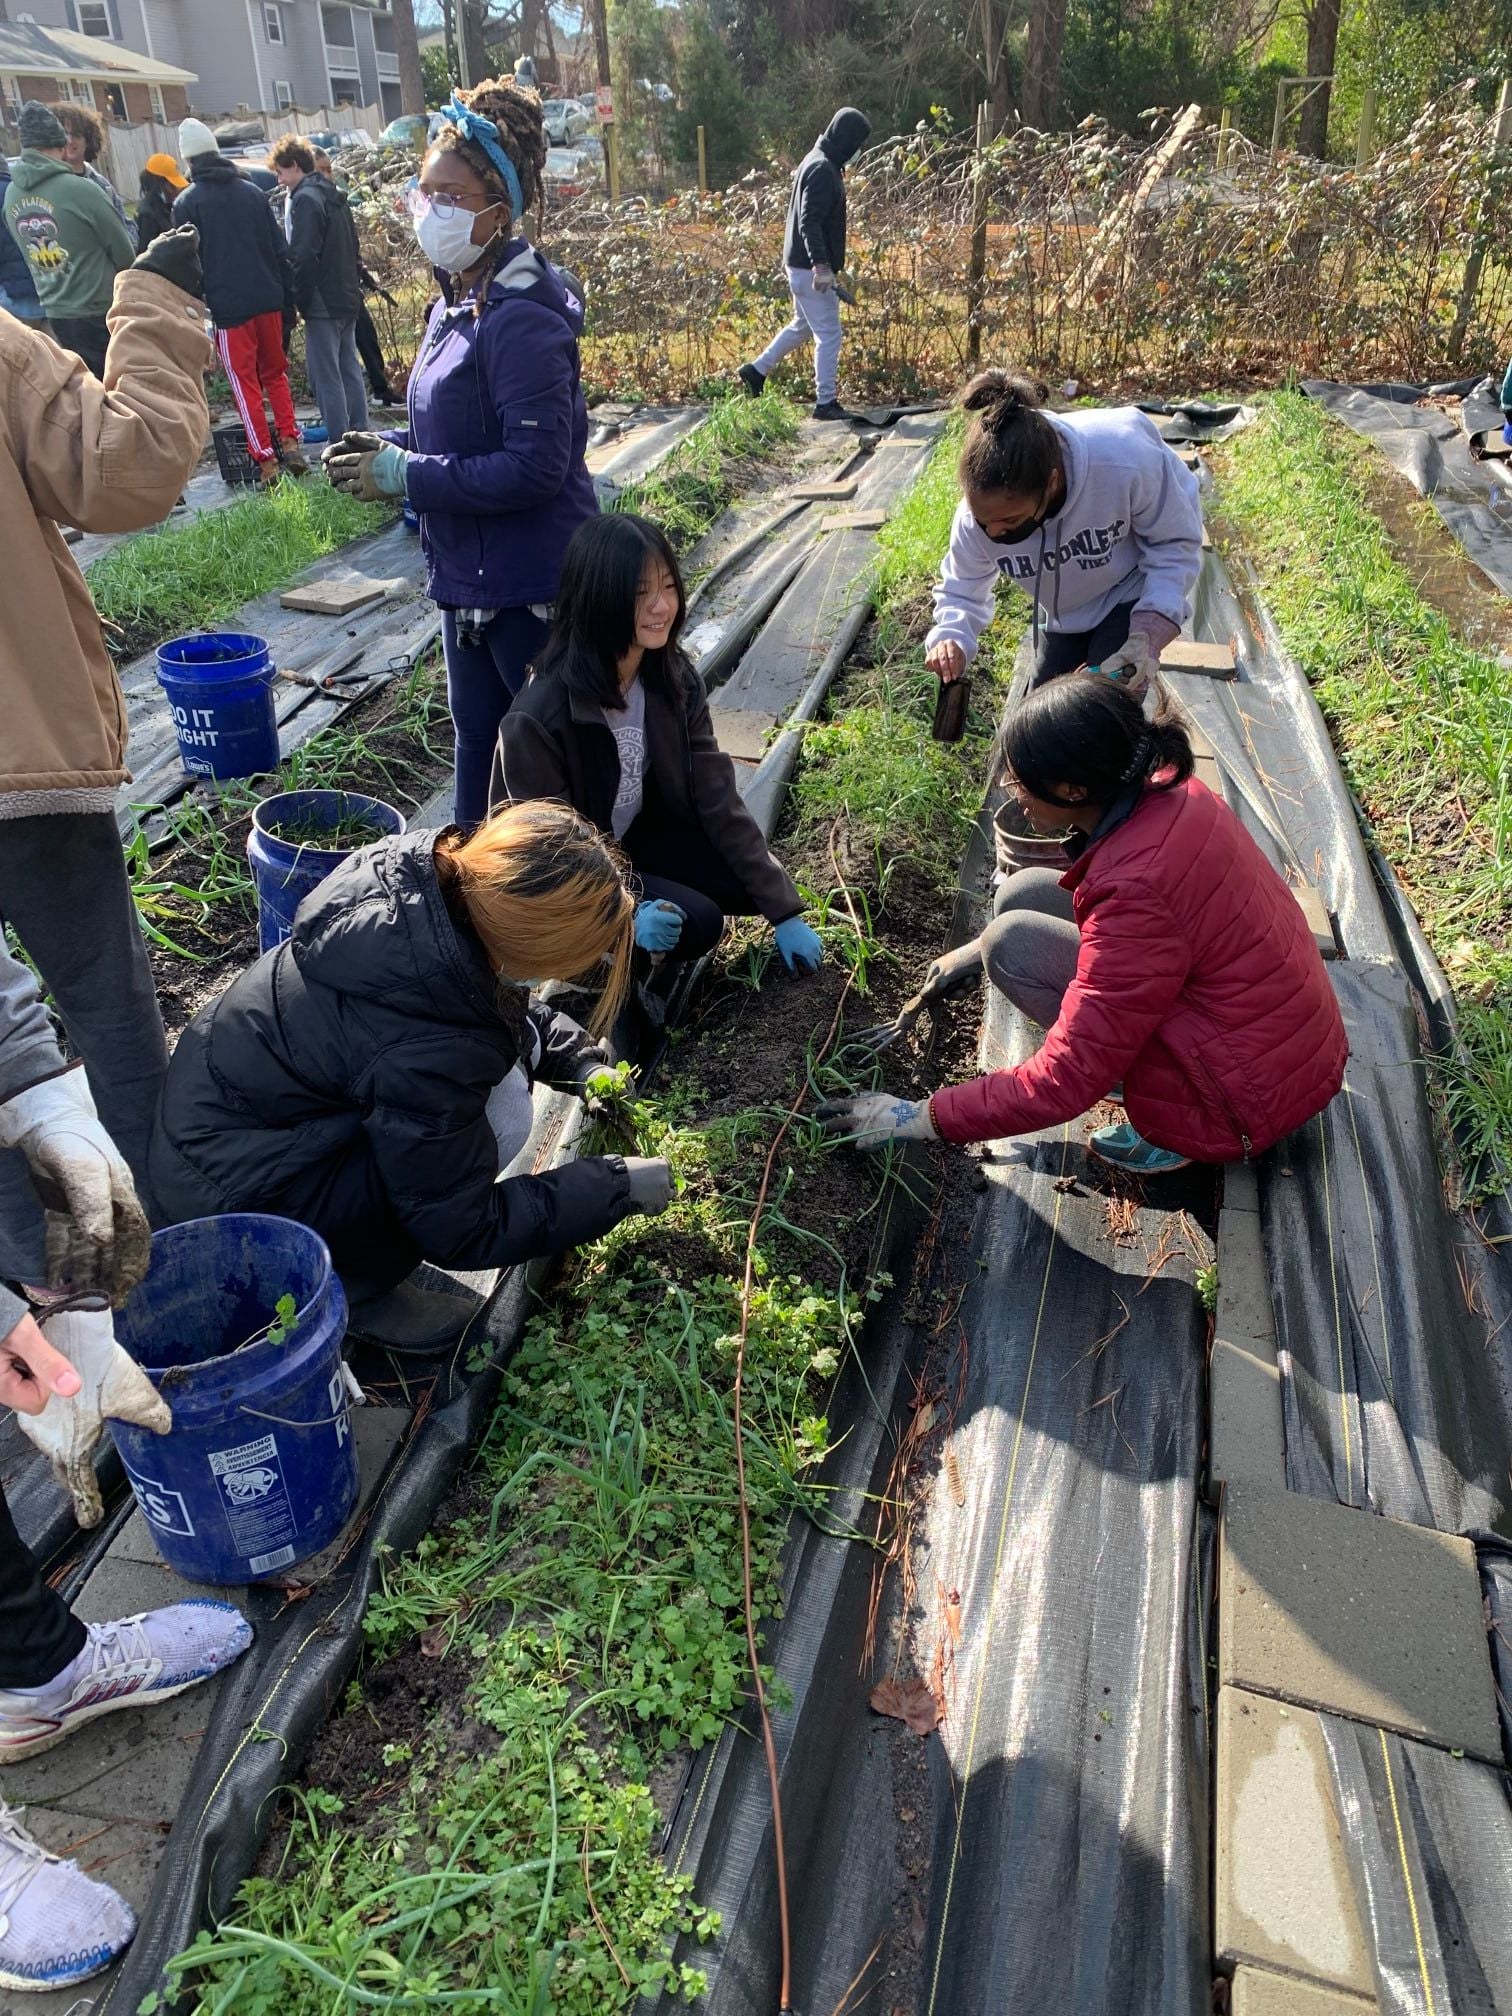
[604,677,647,840]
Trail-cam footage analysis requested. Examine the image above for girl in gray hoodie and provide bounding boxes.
[924,371,1203,695]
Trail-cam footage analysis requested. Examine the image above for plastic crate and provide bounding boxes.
[213,420,259,487]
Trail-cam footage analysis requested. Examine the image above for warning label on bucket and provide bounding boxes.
[209,1432,297,1564]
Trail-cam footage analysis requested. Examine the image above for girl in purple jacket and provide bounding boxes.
[326,80,598,824]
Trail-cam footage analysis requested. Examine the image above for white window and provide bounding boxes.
[77,1,112,36]
[60,78,95,106]
[274,80,293,110]
[264,4,284,44]
[149,83,166,124]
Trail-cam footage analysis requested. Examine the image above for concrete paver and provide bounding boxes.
[1208,1203,1286,1496]
[1220,1480,1500,1761]
[1231,1962,1378,2014]
[1216,1687,1375,1996]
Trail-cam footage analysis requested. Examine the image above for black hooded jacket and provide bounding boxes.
[150,830,634,1286]
[285,170,363,319]
[171,153,291,328]
[782,107,871,272]
[135,171,178,254]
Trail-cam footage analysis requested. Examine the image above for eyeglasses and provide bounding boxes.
[405,185,496,221]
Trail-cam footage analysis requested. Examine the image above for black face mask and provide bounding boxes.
[978,482,1055,545]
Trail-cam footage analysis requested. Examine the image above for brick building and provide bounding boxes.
[0,19,193,129]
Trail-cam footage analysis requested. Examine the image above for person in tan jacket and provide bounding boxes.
[0,223,212,1259]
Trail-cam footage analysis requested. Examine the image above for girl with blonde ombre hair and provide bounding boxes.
[152,803,671,1353]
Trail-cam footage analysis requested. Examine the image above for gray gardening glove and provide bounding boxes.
[0,1068,151,1302]
[622,1157,673,1215]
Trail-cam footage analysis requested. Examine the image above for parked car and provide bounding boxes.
[380,113,430,151]
[541,99,590,146]
[542,146,588,199]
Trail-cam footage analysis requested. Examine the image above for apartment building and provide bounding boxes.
[16,0,403,121]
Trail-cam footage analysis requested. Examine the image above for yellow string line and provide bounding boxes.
[1378,1725,1437,2016]
[1343,1078,1394,1405]
[1317,1109,1355,1504]
[926,1126,1071,2016]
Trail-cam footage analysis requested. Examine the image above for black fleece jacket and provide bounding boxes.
[150,830,633,1286]
[782,106,871,272]
[285,170,363,318]
[172,154,290,328]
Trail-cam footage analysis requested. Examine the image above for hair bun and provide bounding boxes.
[958,369,1049,421]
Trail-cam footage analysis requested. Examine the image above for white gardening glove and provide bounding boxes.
[15,1306,170,1527]
[814,1091,938,1148]
[812,263,836,293]
[0,1068,151,1302]
[1095,629,1160,700]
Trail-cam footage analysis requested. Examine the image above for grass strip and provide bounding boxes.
[88,480,391,658]
[161,427,1010,2015]
[612,393,802,550]
[1215,391,1512,1197]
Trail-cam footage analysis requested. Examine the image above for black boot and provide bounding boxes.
[737,362,766,398]
[811,399,852,422]
[344,1272,481,1355]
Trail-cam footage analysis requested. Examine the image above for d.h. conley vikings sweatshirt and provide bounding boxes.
[924,406,1203,663]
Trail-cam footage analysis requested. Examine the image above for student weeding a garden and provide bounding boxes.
[493,513,825,976]
[820,678,1348,1175]
[924,371,1204,696]
[151,803,674,1352]
[323,79,598,828]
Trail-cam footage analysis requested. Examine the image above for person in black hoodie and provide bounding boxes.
[135,152,185,253]
[150,802,673,1351]
[738,106,870,421]
[172,124,304,481]
[269,131,367,441]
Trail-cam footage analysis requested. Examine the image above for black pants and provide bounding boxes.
[354,301,392,402]
[624,807,762,960]
[1033,600,1136,687]
[0,1480,85,1687]
[50,314,110,379]
[0,813,169,1276]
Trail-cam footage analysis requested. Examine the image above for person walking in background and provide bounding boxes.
[0,157,48,335]
[135,151,185,253]
[173,118,305,483]
[269,132,368,441]
[738,106,870,422]
[311,146,398,405]
[3,102,134,376]
[0,222,213,1212]
[45,102,135,250]
[324,80,597,826]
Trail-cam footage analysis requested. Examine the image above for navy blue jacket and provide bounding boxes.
[390,238,597,610]
[172,154,290,328]
[0,161,43,320]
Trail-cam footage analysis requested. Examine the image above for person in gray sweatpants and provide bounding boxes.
[271,132,368,441]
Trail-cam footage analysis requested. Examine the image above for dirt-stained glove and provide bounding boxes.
[811,263,836,293]
[18,1306,170,1527]
[131,223,203,299]
[325,434,408,502]
[0,1068,151,1302]
[1094,630,1160,699]
[622,1156,673,1215]
[815,1091,939,1149]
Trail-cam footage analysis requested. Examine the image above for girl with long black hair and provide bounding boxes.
[494,512,823,973]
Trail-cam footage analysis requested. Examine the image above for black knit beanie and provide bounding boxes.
[19,102,68,151]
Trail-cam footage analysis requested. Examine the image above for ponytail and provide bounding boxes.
[957,368,1064,499]
[999,675,1193,809]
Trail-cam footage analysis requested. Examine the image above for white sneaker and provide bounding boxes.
[0,1603,253,1764]
[0,1800,135,1991]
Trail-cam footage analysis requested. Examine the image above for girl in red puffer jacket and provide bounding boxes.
[819,676,1348,1173]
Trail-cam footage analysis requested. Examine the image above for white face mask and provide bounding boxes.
[412,195,500,274]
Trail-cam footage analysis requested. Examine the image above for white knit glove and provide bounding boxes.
[814,1091,938,1148]
[16,1306,170,1527]
[0,1068,151,1301]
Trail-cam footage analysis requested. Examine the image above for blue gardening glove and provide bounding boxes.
[634,899,685,953]
[774,915,823,974]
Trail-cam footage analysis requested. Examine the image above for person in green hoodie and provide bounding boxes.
[3,102,134,377]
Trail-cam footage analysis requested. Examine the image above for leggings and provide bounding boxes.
[623,807,765,961]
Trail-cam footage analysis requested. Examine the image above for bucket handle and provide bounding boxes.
[238,1403,349,1428]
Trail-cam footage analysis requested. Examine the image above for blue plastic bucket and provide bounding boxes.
[248,789,406,953]
[302,424,329,445]
[110,1215,357,1585]
[401,500,420,535]
[155,632,278,781]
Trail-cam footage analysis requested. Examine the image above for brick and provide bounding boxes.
[818,509,888,532]
[1294,884,1338,959]
[709,708,777,763]
[1220,1481,1501,1761]
[1231,1963,1377,2014]
[1160,637,1237,676]
[1210,1334,1286,1497]
[1225,1162,1260,1214]
[1215,1688,1374,1996]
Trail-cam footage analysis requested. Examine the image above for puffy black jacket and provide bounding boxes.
[172,154,290,327]
[135,172,177,253]
[150,829,635,1286]
[782,107,870,272]
[285,171,362,319]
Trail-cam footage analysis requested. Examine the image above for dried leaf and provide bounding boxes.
[420,1624,449,1659]
[869,1673,940,1735]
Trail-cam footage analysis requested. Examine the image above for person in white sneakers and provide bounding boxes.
[0,939,251,1993]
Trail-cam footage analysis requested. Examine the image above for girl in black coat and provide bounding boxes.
[494,513,824,973]
[151,803,672,1350]
[135,156,184,253]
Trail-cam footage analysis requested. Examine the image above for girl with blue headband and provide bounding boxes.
[326,79,598,826]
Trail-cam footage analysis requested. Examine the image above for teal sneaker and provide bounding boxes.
[1088,1121,1191,1175]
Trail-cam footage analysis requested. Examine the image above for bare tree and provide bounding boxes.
[1297,0,1340,156]
[393,0,427,114]
[1021,0,1067,129]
